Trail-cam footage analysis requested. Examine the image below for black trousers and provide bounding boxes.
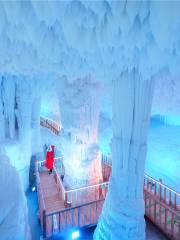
[61,175,64,181]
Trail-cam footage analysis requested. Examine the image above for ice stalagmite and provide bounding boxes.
[16,79,32,143]
[94,69,154,240]
[31,97,41,154]
[59,77,102,187]
[1,76,16,139]
[0,77,5,142]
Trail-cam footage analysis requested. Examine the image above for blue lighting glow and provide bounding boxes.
[164,114,180,126]
[40,102,51,116]
[151,114,180,126]
[72,230,80,239]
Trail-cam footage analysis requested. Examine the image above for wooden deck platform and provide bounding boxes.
[37,116,180,239]
[36,158,180,240]
[40,171,64,213]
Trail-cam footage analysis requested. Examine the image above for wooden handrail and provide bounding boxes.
[40,116,61,135]
[101,154,180,196]
[144,174,180,197]
[35,161,45,211]
[46,198,104,217]
[66,181,109,193]
[53,165,66,202]
[145,190,180,217]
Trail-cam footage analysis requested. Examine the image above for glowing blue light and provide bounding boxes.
[164,114,180,126]
[72,230,80,239]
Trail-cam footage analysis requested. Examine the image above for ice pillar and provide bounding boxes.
[0,77,5,141]
[16,79,32,143]
[60,77,102,187]
[1,76,16,139]
[94,69,154,240]
[31,97,41,154]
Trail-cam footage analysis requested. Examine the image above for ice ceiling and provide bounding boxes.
[0,0,180,115]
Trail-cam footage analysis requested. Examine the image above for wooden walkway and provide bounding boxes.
[38,119,180,239]
[40,116,61,135]
[40,172,64,213]
[36,160,180,239]
[36,160,106,238]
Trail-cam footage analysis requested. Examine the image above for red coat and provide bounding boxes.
[45,145,54,170]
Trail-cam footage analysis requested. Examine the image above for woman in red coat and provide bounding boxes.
[45,145,55,174]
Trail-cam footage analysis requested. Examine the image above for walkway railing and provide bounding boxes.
[43,199,104,238]
[66,181,109,205]
[101,154,180,209]
[35,161,45,227]
[37,157,66,202]
[36,153,180,239]
[37,158,108,207]
[54,165,66,202]
[144,174,180,210]
[40,116,61,135]
[101,154,180,240]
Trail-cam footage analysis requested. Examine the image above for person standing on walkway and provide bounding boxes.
[45,145,55,174]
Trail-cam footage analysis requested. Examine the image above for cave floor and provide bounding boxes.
[27,189,168,240]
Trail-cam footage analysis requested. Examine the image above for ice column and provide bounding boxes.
[16,79,32,143]
[60,77,102,186]
[0,146,31,240]
[15,79,33,190]
[94,69,154,240]
[0,77,5,141]
[1,76,16,139]
[31,97,41,154]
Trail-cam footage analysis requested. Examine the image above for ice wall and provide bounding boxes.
[0,76,45,190]
[0,146,31,240]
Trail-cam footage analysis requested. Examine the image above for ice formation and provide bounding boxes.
[94,69,154,240]
[57,76,102,187]
[0,1,180,240]
[0,146,30,240]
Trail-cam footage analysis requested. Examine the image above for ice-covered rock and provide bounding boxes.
[0,146,31,240]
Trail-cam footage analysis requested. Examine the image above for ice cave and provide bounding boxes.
[0,1,180,240]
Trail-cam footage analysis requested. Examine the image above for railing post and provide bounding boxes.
[64,192,68,207]
[171,213,174,237]
[164,208,167,231]
[99,184,102,200]
[169,190,172,206]
[174,194,177,209]
[43,210,46,239]
[154,201,156,222]
[159,179,162,200]
[164,188,166,204]
[159,205,162,225]
[78,207,80,227]
[154,182,157,195]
